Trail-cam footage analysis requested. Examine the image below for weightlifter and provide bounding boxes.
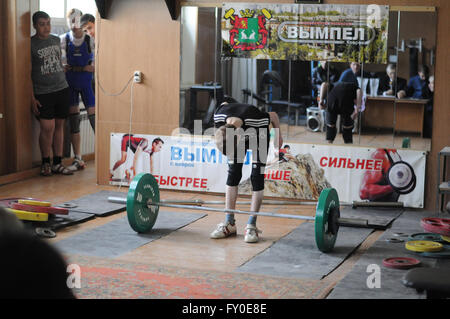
[318,82,362,144]
[212,98,282,243]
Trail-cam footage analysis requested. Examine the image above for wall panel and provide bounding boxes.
[96,0,180,184]
[2,0,33,174]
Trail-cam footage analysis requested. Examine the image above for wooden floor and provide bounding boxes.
[0,161,385,297]
[280,123,431,151]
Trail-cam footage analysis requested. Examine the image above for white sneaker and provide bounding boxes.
[244,224,261,243]
[210,222,237,239]
[67,157,86,172]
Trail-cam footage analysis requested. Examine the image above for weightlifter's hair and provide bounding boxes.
[32,11,50,26]
[220,96,238,107]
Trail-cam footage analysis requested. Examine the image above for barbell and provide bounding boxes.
[109,173,371,253]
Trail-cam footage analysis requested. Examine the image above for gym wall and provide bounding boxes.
[0,0,34,174]
[96,0,449,211]
[95,0,180,184]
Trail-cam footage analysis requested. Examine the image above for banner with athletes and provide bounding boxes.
[110,133,426,208]
[221,3,389,63]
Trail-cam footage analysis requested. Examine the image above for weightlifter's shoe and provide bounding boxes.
[67,157,86,172]
[244,224,261,243]
[210,222,237,239]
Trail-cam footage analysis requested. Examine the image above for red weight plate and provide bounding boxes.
[382,257,421,269]
[10,203,69,215]
[0,197,50,208]
[421,218,450,236]
[0,198,41,208]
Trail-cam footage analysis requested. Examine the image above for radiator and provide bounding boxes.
[79,110,95,156]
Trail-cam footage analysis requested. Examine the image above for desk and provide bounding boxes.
[363,96,429,136]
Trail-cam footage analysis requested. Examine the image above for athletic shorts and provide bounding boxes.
[35,87,70,120]
[69,85,95,109]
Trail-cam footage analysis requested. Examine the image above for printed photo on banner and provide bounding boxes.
[109,133,425,208]
[110,133,164,183]
[222,3,389,63]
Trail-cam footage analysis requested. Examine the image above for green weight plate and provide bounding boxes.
[127,173,160,233]
[315,188,340,253]
[408,233,445,243]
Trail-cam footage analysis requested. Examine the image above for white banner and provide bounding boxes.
[110,133,426,208]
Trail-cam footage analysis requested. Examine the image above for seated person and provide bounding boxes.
[377,64,407,98]
[406,65,429,99]
[422,75,434,138]
[312,61,339,99]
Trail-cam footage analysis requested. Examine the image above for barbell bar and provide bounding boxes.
[109,173,374,253]
[109,197,323,206]
[108,197,369,227]
[110,196,403,209]
[109,196,315,221]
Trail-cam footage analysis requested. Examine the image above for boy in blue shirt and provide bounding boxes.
[61,9,96,172]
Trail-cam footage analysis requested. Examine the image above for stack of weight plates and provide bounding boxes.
[0,198,69,238]
[404,219,450,259]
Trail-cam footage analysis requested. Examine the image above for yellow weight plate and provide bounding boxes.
[405,240,443,253]
[18,199,51,207]
[442,235,450,243]
[7,208,49,222]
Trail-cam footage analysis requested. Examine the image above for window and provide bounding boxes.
[39,0,97,19]
[39,0,65,18]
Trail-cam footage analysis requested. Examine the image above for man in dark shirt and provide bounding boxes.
[377,64,407,98]
[212,99,282,243]
[319,82,362,144]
